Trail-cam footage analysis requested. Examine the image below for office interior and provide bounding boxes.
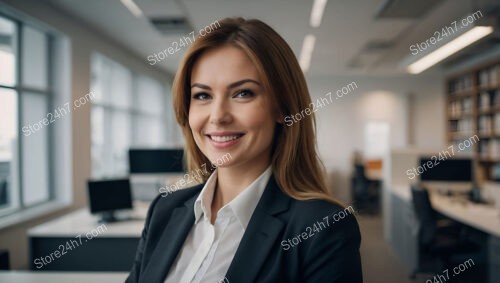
[0,0,500,282]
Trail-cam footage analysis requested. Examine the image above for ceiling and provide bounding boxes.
[46,0,500,77]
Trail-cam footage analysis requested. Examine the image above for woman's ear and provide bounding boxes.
[274,105,285,124]
[275,112,286,124]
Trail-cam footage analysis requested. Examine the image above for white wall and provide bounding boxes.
[411,84,447,148]
[306,75,445,204]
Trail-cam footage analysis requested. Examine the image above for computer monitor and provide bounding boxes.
[87,178,133,223]
[128,149,185,201]
[419,158,472,181]
[128,149,184,173]
[418,157,473,193]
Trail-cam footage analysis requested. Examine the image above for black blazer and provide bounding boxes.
[125,176,363,283]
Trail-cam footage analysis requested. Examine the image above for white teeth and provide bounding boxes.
[210,135,241,142]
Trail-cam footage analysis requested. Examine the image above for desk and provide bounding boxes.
[0,271,128,283]
[431,194,500,238]
[28,202,149,271]
[389,187,500,283]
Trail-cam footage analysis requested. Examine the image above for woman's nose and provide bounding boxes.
[209,98,232,125]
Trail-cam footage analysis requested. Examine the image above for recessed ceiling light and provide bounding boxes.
[300,34,316,72]
[407,26,493,74]
[310,0,328,28]
[120,0,144,18]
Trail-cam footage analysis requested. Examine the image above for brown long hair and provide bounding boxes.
[173,17,341,205]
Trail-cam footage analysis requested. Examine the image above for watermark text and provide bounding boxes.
[33,224,107,269]
[410,11,483,56]
[284,82,358,126]
[22,91,94,137]
[159,153,233,196]
[281,206,355,250]
[147,20,221,65]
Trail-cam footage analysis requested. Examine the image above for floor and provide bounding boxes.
[357,214,424,283]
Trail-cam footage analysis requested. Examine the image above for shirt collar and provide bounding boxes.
[193,171,218,223]
[193,166,273,229]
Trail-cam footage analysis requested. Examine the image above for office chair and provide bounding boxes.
[0,178,7,206]
[410,185,481,279]
[351,164,380,214]
[0,250,9,270]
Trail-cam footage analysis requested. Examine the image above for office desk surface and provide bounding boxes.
[391,186,500,237]
[431,194,500,237]
[0,271,128,283]
[28,201,149,237]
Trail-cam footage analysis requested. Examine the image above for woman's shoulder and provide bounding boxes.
[284,197,359,235]
[289,197,355,218]
[148,183,204,214]
[160,182,204,198]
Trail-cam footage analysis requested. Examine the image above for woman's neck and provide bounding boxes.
[209,158,270,224]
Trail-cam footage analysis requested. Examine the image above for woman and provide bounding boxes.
[126,17,362,283]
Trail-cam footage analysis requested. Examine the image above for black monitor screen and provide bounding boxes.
[129,149,184,173]
[87,179,133,213]
[419,158,472,182]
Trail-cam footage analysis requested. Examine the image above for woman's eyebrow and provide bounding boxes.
[190,83,211,90]
[227,79,260,89]
[190,79,261,90]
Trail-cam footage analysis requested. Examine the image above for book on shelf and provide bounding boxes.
[489,64,500,87]
[494,89,500,106]
[464,74,473,90]
[495,113,500,134]
[480,139,500,160]
[448,100,461,117]
[494,140,500,159]
[479,115,492,135]
[448,120,458,132]
[480,140,489,159]
[479,92,490,110]
[450,118,473,135]
[491,163,500,181]
[449,74,473,93]
[479,69,489,87]
[447,98,473,117]
[462,97,472,114]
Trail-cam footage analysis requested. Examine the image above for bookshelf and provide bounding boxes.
[446,59,500,182]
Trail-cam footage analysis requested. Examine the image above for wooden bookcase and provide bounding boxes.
[446,58,500,182]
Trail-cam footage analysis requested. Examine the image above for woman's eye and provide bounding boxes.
[234,89,255,98]
[192,93,211,100]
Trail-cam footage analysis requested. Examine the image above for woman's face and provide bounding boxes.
[189,45,278,170]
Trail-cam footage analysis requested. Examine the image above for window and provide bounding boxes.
[364,122,390,159]
[0,14,53,215]
[91,53,168,178]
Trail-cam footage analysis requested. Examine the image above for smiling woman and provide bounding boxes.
[126,17,363,283]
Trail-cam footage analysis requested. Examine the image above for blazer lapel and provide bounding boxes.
[139,194,199,283]
[225,177,290,283]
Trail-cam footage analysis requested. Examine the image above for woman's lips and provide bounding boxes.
[206,133,244,148]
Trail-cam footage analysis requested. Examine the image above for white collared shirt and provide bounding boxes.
[164,166,272,283]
